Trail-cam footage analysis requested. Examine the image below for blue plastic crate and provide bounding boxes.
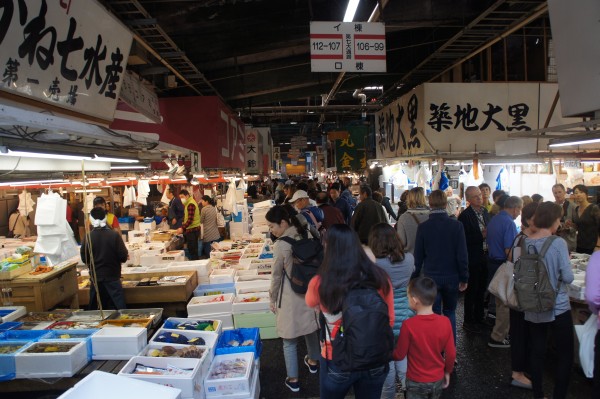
[0,330,51,342]
[118,217,135,223]
[193,283,236,297]
[0,341,29,381]
[215,328,262,359]
[0,322,22,331]
[0,310,12,318]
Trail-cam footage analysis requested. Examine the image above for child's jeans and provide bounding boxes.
[405,378,444,399]
[381,359,407,399]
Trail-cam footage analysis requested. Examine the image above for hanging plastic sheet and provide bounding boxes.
[160,184,170,205]
[223,178,238,213]
[18,190,35,216]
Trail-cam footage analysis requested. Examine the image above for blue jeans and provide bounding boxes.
[431,279,458,344]
[381,359,407,399]
[319,357,388,399]
[406,378,444,399]
[202,238,222,258]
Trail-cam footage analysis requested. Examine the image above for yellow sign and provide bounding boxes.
[340,152,355,169]
[340,138,355,148]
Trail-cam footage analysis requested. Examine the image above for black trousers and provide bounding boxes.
[509,309,529,372]
[185,229,200,260]
[594,329,600,399]
[528,311,574,399]
[464,257,487,323]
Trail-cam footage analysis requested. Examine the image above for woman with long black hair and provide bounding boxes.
[305,224,394,399]
[266,205,320,393]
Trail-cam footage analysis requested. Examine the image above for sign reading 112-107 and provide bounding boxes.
[310,22,386,73]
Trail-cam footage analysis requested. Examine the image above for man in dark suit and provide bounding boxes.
[458,186,491,333]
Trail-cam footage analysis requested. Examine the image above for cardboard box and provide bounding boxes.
[16,340,88,378]
[91,327,147,360]
[120,356,205,399]
[58,370,182,399]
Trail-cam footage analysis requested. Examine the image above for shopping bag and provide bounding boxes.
[575,313,597,378]
[488,260,520,310]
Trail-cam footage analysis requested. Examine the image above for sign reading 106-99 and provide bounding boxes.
[0,0,133,121]
[310,22,386,73]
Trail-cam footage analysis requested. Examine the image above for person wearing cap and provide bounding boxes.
[351,185,388,244]
[80,208,128,310]
[177,189,201,260]
[92,196,121,235]
[290,189,324,231]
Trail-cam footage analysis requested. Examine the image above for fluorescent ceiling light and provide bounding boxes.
[93,155,138,163]
[110,165,148,170]
[549,138,600,147]
[363,86,383,91]
[344,0,360,22]
[1,150,92,161]
[73,189,102,193]
[0,179,65,187]
[483,162,543,166]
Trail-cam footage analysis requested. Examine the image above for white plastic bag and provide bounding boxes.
[575,313,597,378]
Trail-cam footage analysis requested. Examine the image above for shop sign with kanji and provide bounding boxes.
[0,0,133,121]
[375,82,580,159]
[310,21,386,73]
[335,125,367,171]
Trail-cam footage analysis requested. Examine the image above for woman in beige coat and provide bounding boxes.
[267,205,320,393]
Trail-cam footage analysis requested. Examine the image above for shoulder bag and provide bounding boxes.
[488,235,523,310]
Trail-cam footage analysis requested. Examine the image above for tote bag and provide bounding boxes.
[488,235,523,310]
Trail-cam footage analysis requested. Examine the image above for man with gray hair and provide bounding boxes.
[485,195,523,348]
[458,186,491,334]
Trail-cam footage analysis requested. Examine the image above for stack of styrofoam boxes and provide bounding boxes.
[122,320,220,399]
[205,352,258,399]
[250,202,272,235]
[232,267,276,339]
[141,250,186,269]
[91,327,147,360]
[57,370,183,399]
[128,230,147,245]
[15,340,88,378]
[0,330,50,381]
[168,260,213,286]
[187,291,236,331]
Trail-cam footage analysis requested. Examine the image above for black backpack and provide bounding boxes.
[279,235,323,295]
[322,287,394,372]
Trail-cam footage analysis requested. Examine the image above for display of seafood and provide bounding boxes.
[19,311,71,322]
[68,310,115,321]
[165,320,217,331]
[0,343,26,354]
[208,357,249,379]
[147,345,205,358]
[47,321,101,330]
[154,331,206,345]
[24,342,77,353]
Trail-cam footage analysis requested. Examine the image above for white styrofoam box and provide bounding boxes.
[205,352,255,397]
[235,280,270,295]
[120,356,204,399]
[236,269,258,277]
[198,276,210,285]
[0,306,27,322]
[121,266,148,274]
[16,340,88,378]
[199,312,234,332]
[91,327,147,360]
[209,268,236,284]
[168,260,212,276]
[162,317,223,336]
[213,367,259,399]
[229,222,249,239]
[57,370,182,399]
[251,200,274,209]
[232,292,271,314]
[234,274,271,283]
[128,230,147,244]
[187,293,234,316]
[140,251,185,267]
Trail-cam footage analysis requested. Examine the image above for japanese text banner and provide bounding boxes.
[0,0,133,121]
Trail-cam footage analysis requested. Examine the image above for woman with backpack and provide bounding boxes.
[368,223,415,399]
[305,224,394,399]
[266,205,320,393]
[524,201,574,399]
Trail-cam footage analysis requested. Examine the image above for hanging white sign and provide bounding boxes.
[0,0,133,121]
[120,72,161,124]
[310,21,386,73]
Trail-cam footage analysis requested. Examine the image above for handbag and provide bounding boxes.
[488,235,523,310]
[574,313,598,378]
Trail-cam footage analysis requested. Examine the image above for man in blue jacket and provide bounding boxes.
[413,189,469,343]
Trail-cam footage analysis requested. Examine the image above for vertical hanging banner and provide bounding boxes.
[0,0,133,121]
[310,22,386,72]
[245,129,260,174]
[335,125,367,171]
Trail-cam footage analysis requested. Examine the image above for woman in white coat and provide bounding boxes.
[267,205,320,393]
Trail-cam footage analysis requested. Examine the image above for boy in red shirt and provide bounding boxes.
[393,276,456,398]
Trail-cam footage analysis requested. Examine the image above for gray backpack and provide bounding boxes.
[513,236,559,313]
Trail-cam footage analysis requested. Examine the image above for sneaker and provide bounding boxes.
[488,338,510,348]
[462,322,482,334]
[285,378,300,392]
[304,355,318,374]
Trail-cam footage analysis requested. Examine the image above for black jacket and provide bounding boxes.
[458,206,490,265]
[80,227,128,281]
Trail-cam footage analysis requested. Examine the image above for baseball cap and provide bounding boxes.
[290,190,309,203]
